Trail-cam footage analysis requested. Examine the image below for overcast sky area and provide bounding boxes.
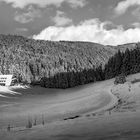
[1,0,140,45]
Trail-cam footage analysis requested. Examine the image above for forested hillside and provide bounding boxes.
[0,34,139,85]
[0,34,116,83]
[41,47,140,88]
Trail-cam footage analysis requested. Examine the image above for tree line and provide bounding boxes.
[1,34,140,88]
[0,34,114,84]
[41,47,140,88]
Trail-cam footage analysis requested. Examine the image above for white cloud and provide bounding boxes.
[14,6,41,23]
[67,0,87,8]
[0,0,86,8]
[52,11,72,26]
[33,18,140,46]
[131,22,140,28]
[115,0,140,15]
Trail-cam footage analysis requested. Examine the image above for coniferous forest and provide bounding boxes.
[0,34,140,88]
[41,47,140,88]
[0,34,115,84]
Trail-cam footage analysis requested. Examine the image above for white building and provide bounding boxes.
[0,75,13,86]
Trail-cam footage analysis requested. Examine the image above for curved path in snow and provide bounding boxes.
[0,80,117,128]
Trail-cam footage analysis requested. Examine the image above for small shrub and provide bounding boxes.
[114,74,126,85]
[33,116,37,126]
[42,114,45,125]
[7,124,11,131]
[26,117,32,128]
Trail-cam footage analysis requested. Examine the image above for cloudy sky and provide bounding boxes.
[1,0,140,45]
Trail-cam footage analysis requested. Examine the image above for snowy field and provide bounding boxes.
[0,74,140,140]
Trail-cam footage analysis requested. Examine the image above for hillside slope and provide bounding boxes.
[0,34,138,83]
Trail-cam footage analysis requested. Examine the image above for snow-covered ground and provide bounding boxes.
[0,74,140,140]
[0,85,29,97]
